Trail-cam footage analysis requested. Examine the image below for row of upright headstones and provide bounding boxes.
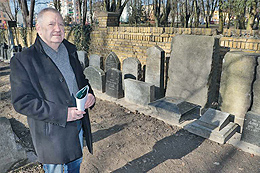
[0,43,23,61]
[80,34,260,149]
[82,46,164,106]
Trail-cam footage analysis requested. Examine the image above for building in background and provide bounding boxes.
[0,0,12,28]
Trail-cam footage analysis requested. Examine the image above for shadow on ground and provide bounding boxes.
[92,123,127,143]
[112,129,205,173]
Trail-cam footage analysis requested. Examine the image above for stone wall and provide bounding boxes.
[9,26,260,66]
[88,27,260,66]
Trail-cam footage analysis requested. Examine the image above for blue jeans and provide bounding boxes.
[43,128,83,173]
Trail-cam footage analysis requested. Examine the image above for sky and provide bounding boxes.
[9,0,51,15]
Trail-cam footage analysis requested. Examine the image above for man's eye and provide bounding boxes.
[49,23,54,26]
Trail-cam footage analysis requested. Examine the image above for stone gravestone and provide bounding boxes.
[166,35,221,108]
[149,97,201,124]
[77,50,89,69]
[106,68,124,99]
[241,111,260,147]
[89,54,104,70]
[185,108,239,144]
[249,53,260,114]
[149,35,221,125]
[1,43,8,60]
[84,66,106,93]
[105,52,120,72]
[124,79,155,105]
[122,57,141,80]
[7,45,17,60]
[0,117,27,173]
[219,52,259,130]
[146,45,165,99]
[122,57,141,89]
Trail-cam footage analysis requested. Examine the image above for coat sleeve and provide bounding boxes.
[10,56,68,127]
[74,51,95,109]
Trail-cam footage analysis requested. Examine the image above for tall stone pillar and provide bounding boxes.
[96,11,119,28]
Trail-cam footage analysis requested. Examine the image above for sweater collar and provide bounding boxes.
[34,34,77,56]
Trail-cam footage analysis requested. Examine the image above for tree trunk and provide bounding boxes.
[153,0,161,27]
[246,0,257,30]
[89,0,93,24]
[194,0,200,28]
[53,0,61,11]
[29,0,35,28]
[17,0,35,29]
[218,0,223,33]
[82,0,87,25]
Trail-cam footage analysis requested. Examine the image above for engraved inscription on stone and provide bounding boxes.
[241,111,260,147]
[105,52,120,72]
[106,68,123,98]
[245,118,260,133]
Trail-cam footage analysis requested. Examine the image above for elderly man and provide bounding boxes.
[10,8,95,173]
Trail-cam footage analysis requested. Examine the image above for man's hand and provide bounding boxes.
[67,107,85,122]
[84,93,95,109]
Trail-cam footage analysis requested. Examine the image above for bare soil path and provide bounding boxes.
[1,61,260,173]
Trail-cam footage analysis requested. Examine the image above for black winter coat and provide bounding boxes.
[10,35,93,164]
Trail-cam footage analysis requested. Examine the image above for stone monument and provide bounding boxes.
[219,52,259,130]
[185,108,239,144]
[122,57,141,80]
[124,79,155,105]
[106,68,124,99]
[105,52,120,72]
[84,66,106,92]
[89,54,104,70]
[77,50,89,68]
[0,117,27,173]
[149,35,222,125]
[241,111,260,147]
[146,45,165,99]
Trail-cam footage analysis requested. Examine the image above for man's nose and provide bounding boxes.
[54,23,61,31]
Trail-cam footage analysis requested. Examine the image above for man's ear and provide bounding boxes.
[36,23,41,34]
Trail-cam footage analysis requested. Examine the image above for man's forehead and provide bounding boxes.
[43,11,63,21]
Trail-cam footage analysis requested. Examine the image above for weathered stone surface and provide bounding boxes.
[106,68,123,99]
[77,51,89,68]
[89,54,104,70]
[250,54,260,114]
[0,43,7,60]
[184,108,239,144]
[124,79,155,105]
[0,117,27,173]
[167,35,221,109]
[219,51,258,130]
[105,52,120,72]
[146,45,165,99]
[84,66,106,92]
[122,57,141,80]
[149,97,200,125]
[241,111,260,147]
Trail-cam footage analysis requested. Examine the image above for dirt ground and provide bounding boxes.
[1,60,260,173]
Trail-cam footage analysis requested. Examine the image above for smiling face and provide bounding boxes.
[36,11,65,50]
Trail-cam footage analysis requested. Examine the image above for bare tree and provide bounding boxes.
[246,0,258,30]
[218,0,224,33]
[160,0,171,26]
[104,0,130,22]
[17,0,35,28]
[0,1,14,21]
[53,0,61,12]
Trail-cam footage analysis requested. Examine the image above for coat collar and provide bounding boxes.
[34,34,77,57]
